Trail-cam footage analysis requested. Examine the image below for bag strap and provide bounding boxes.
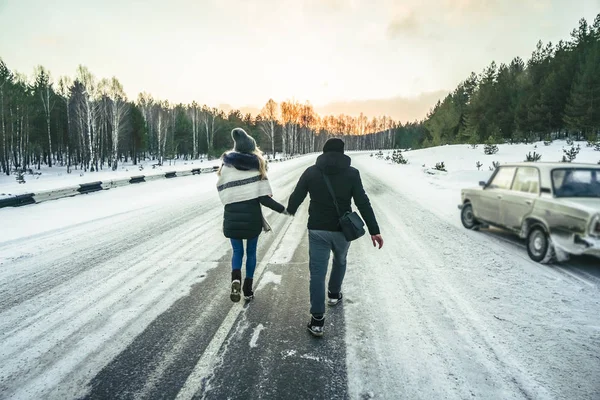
[322,172,342,217]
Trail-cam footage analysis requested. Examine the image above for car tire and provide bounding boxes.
[460,203,478,230]
[527,226,555,263]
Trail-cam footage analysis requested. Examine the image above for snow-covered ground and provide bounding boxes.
[0,154,294,199]
[363,140,600,223]
[0,158,222,199]
[0,142,599,399]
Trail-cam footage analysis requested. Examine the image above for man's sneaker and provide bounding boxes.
[230,269,242,302]
[327,291,343,306]
[243,278,254,301]
[307,315,325,337]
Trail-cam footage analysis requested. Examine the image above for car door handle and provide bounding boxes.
[497,195,502,199]
[525,200,532,205]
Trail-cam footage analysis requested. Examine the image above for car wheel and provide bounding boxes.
[461,203,478,230]
[527,226,554,263]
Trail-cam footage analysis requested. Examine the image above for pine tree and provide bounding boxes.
[564,41,600,137]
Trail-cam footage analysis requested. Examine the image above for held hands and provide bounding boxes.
[371,234,384,249]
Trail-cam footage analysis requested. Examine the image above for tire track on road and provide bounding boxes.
[347,161,600,400]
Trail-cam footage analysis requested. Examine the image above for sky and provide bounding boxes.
[0,0,598,122]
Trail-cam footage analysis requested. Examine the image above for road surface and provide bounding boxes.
[0,154,598,400]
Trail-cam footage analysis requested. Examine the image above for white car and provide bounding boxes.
[459,162,600,263]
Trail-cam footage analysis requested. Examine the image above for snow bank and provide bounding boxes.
[357,140,600,224]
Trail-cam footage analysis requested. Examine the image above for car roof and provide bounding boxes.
[499,162,600,170]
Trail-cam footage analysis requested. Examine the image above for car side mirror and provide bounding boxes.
[540,188,551,194]
[479,181,487,188]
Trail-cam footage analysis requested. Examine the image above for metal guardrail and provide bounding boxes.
[0,193,36,208]
[0,155,302,209]
[78,182,103,194]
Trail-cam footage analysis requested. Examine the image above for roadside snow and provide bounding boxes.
[0,154,299,199]
[0,158,222,199]
[343,143,600,400]
[249,324,266,348]
[360,140,600,224]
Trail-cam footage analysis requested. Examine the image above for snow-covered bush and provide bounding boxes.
[484,144,499,155]
[476,161,483,170]
[525,151,542,162]
[566,137,574,146]
[484,136,499,155]
[375,150,384,160]
[489,161,500,171]
[391,149,407,164]
[16,170,25,184]
[562,144,580,163]
[435,162,447,172]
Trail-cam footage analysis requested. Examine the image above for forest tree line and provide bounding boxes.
[1,14,598,176]
[0,61,398,175]
[418,15,600,148]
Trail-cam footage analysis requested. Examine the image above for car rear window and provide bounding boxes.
[552,168,600,198]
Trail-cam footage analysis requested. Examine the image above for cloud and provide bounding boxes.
[441,0,549,22]
[302,0,359,13]
[314,90,449,122]
[219,103,261,116]
[387,12,420,38]
[30,35,66,48]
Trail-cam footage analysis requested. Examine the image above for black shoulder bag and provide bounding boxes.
[322,173,366,241]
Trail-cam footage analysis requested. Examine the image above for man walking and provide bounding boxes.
[286,138,384,337]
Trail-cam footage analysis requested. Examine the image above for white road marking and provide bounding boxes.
[175,217,294,400]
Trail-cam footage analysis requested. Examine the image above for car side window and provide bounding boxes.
[488,167,516,189]
[512,167,540,194]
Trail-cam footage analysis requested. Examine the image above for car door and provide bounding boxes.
[501,167,540,230]
[477,166,517,224]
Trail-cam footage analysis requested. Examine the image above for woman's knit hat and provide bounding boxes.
[232,128,257,154]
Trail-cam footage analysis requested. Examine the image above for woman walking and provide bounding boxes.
[216,128,286,302]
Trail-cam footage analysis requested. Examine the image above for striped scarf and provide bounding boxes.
[216,165,273,205]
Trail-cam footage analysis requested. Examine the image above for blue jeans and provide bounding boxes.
[230,237,259,279]
[308,230,351,316]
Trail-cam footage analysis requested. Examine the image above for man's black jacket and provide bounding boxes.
[287,152,380,235]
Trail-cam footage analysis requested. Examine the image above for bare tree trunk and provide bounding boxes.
[42,86,53,167]
[85,97,94,171]
[0,86,7,175]
[270,120,275,157]
[66,103,71,173]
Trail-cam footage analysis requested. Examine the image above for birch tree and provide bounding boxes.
[188,101,199,158]
[57,76,72,172]
[33,66,54,167]
[200,106,221,155]
[259,98,278,157]
[137,92,154,158]
[108,77,128,170]
[76,65,98,171]
[0,59,11,175]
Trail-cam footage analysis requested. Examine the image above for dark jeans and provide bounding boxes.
[230,237,259,279]
[308,230,351,316]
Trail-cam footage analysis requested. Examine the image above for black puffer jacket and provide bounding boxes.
[287,152,380,235]
[220,152,285,240]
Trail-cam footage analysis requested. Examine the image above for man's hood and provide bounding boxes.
[316,152,351,175]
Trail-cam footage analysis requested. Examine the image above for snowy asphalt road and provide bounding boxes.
[0,154,599,400]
